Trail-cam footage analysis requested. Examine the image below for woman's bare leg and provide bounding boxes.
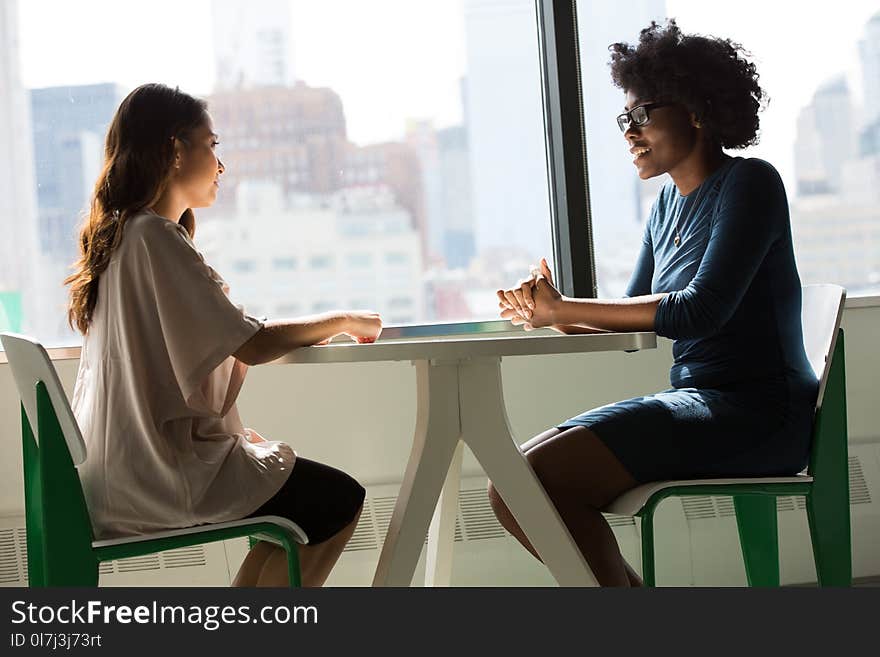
[488,426,641,587]
[255,504,364,587]
[232,540,276,587]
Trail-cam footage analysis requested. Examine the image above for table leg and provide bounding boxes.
[372,360,462,587]
[458,357,599,586]
[425,440,463,587]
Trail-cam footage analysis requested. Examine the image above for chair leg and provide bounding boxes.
[45,562,99,587]
[639,509,656,587]
[806,489,852,586]
[286,542,302,588]
[733,495,779,587]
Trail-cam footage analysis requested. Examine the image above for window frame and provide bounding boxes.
[537,0,597,300]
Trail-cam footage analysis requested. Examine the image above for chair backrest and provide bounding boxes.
[2,332,97,585]
[1,333,87,464]
[800,284,846,410]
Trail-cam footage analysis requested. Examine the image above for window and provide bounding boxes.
[309,255,335,270]
[346,253,373,268]
[4,0,559,346]
[231,259,257,274]
[384,253,409,267]
[577,0,880,297]
[272,257,297,270]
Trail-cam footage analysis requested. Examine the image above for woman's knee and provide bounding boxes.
[523,428,636,509]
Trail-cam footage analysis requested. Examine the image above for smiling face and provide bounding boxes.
[622,90,700,181]
[172,112,224,209]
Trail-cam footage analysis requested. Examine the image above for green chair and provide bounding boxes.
[606,284,850,586]
[1,332,305,587]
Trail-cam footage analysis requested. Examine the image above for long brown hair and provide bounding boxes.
[65,83,208,334]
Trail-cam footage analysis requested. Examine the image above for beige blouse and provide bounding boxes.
[72,210,294,539]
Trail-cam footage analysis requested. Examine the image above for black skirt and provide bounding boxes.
[246,457,366,544]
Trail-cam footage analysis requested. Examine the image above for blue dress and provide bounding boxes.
[558,156,819,483]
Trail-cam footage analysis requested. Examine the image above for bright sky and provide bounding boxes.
[17,0,880,179]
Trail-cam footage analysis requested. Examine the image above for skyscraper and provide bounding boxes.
[794,76,857,196]
[0,0,40,334]
[858,12,880,157]
[207,83,348,208]
[859,12,880,126]
[212,0,293,91]
[406,118,475,269]
[437,124,476,269]
[30,84,124,261]
[27,83,124,343]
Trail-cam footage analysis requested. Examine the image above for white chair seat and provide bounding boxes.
[91,514,308,549]
[606,474,814,517]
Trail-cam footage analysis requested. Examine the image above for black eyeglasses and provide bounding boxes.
[616,102,674,132]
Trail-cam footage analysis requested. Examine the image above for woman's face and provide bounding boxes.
[173,113,224,208]
[622,90,699,180]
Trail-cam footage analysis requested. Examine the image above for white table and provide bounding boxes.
[275,327,656,586]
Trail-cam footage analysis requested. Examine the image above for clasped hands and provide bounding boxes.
[496,257,563,330]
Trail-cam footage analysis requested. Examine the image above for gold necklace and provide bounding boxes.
[673,181,706,248]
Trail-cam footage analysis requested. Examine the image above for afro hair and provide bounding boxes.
[608,19,766,149]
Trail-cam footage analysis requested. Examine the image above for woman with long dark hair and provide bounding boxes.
[67,83,380,586]
[491,21,818,586]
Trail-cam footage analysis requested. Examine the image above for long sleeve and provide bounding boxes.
[625,220,655,297]
[654,159,787,340]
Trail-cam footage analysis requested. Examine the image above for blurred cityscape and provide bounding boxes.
[0,0,878,346]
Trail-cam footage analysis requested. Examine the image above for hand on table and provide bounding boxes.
[343,311,383,343]
[497,258,562,330]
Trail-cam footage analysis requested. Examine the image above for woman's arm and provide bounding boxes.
[233,311,381,365]
[549,293,666,332]
[505,290,664,332]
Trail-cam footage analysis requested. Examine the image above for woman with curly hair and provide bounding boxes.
[490,20,818,586]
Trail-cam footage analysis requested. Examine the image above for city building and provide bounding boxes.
[859,12,880,126]
[197,183,424,325]
[206,84,427,257]
[788,12,880,294]
[436,124,476,270]
[859,13,880,157]
[30,84,123,260]
[794,76,857,196]
[207,83,348,208]
[28,83,124,343]
[791,196,880,293]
